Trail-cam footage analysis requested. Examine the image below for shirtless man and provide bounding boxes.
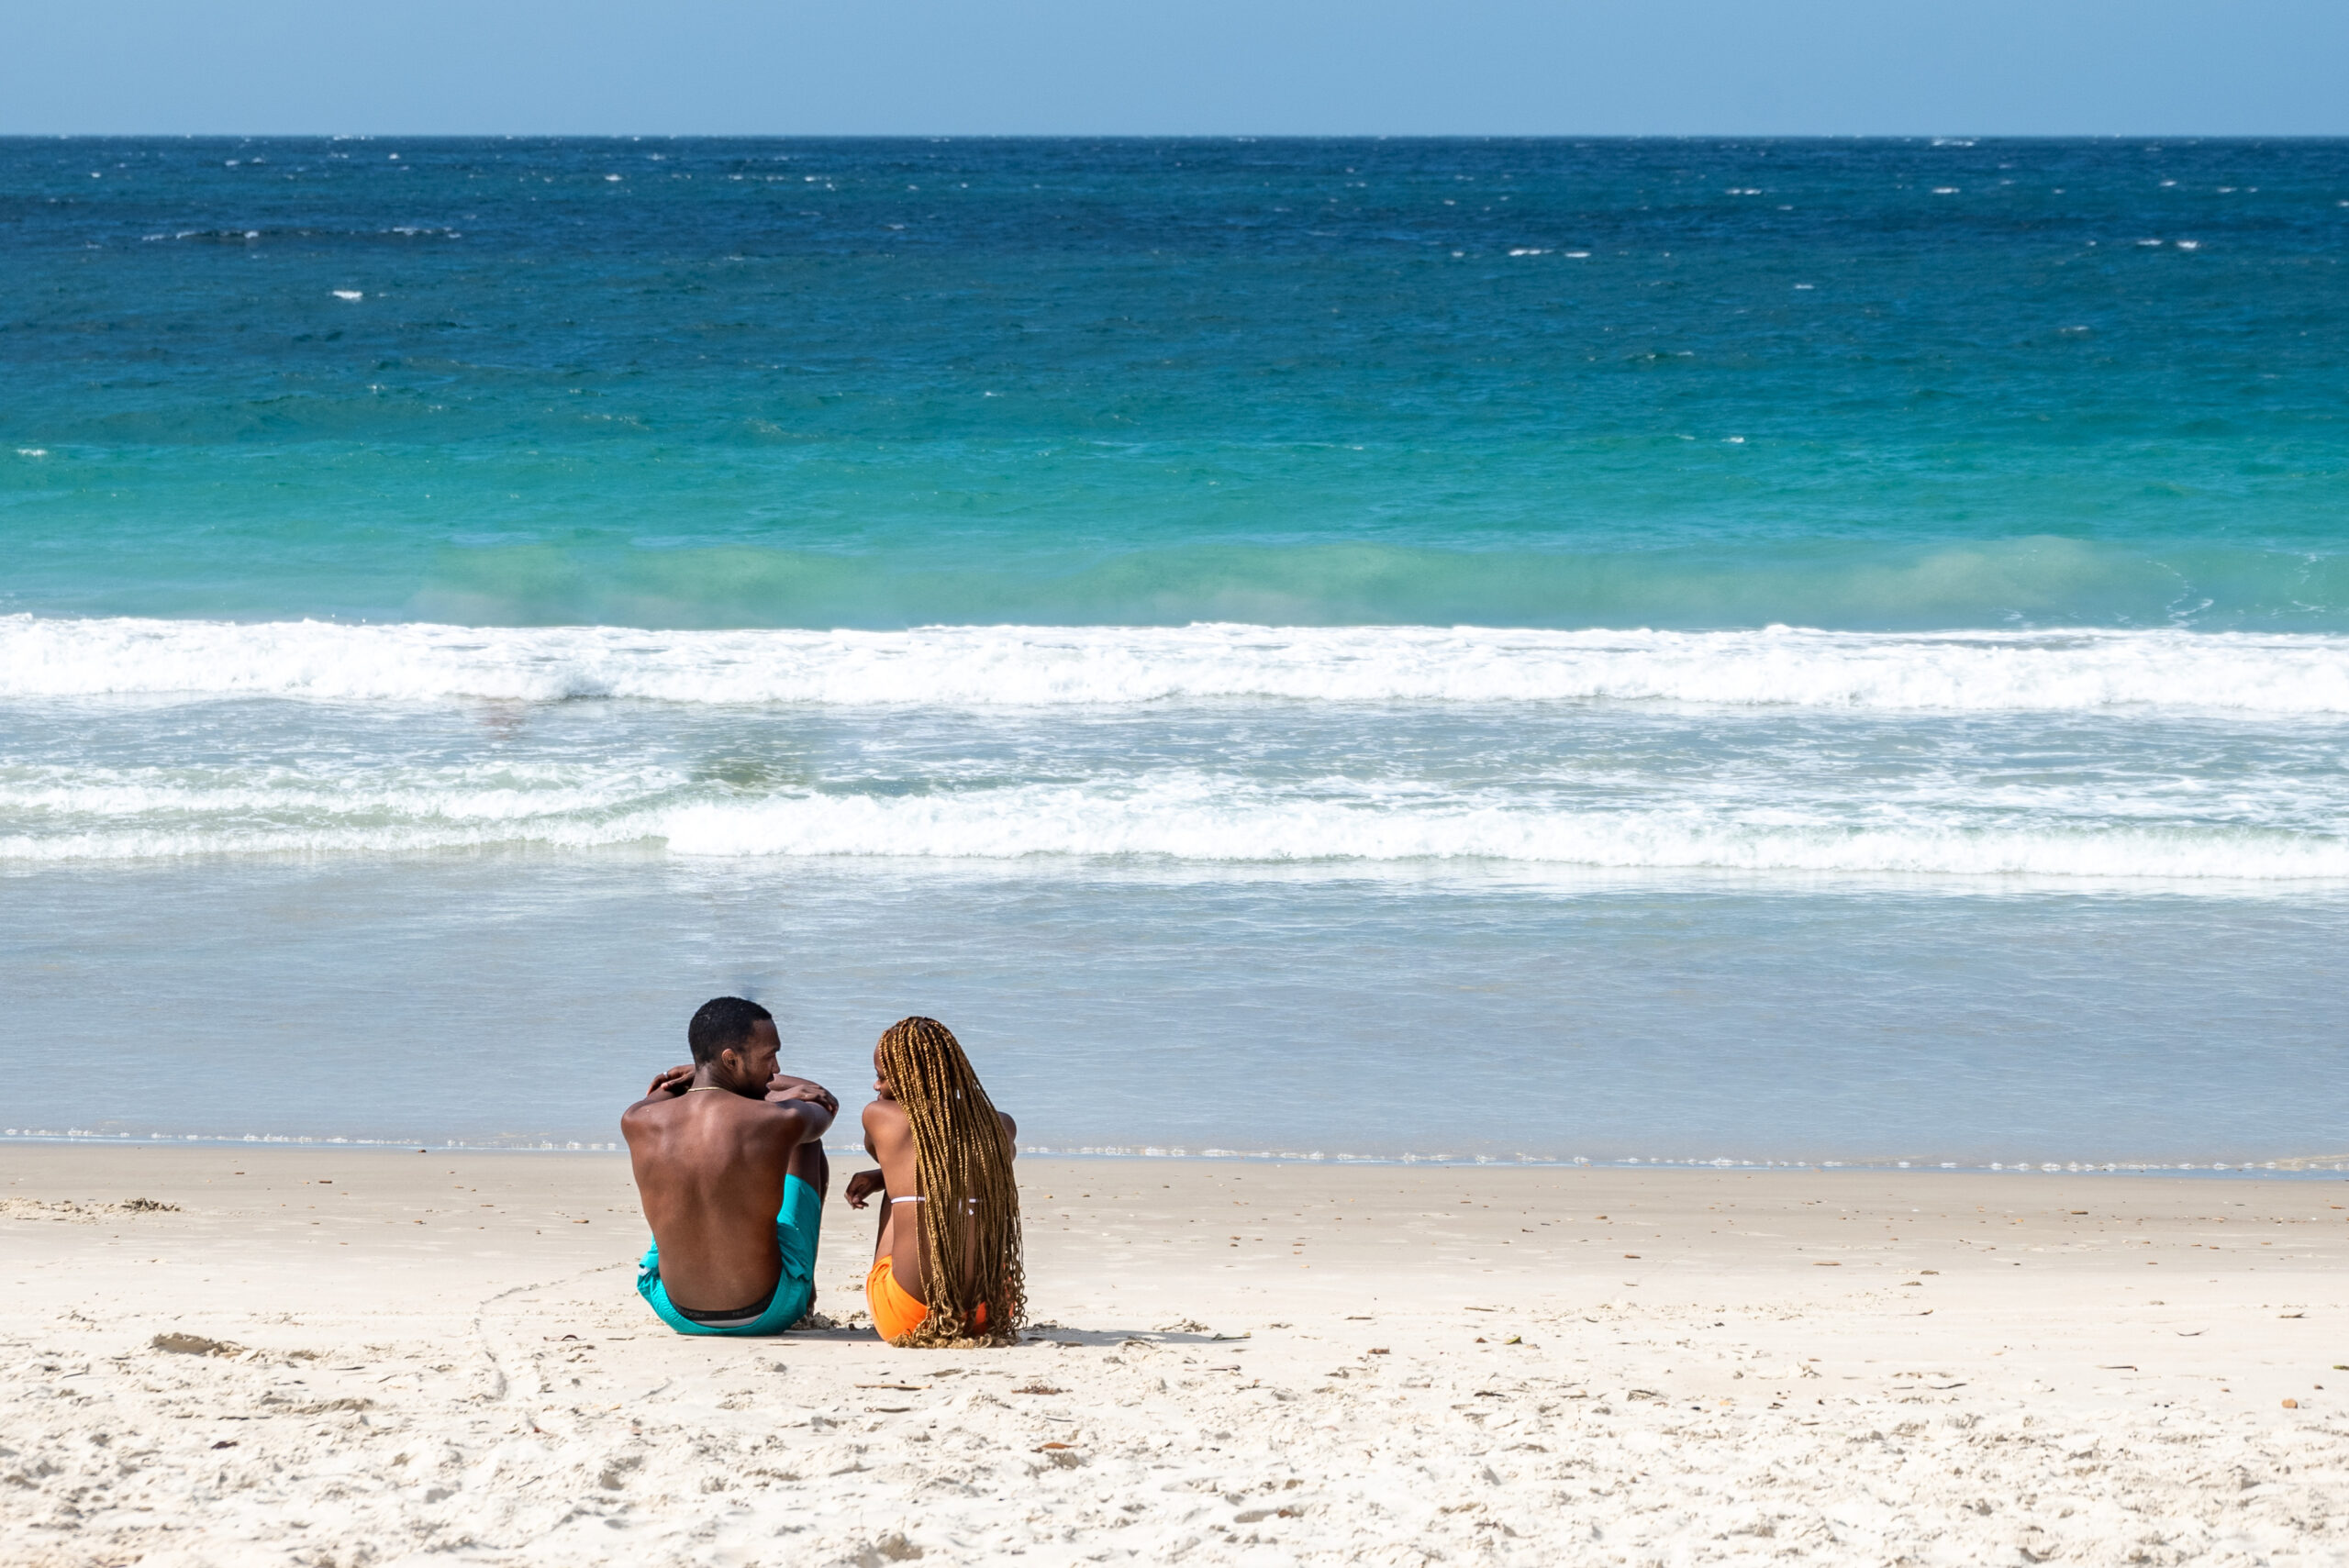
[622,996,838,1336]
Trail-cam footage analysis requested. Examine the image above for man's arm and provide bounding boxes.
[762,1096,836,1149]
[764,1073,839,1119]
[622,1063,695,1118]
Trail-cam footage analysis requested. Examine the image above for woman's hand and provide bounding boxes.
[645,1063,695,1097]
[844,1169,888,1208]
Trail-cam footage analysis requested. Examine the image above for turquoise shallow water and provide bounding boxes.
[5,137,2347,627]
[2,139,2345,1160]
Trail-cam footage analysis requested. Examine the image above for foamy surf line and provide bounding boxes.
[7,616,2349,714]
[3,1129,2342,1176]
[6,785,2347,879]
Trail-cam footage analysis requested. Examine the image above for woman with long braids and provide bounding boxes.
[843,1017,1025,1346]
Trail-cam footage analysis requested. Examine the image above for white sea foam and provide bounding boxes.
[653,787,2349,880]
[6,617,2348,715]
[6,770,2343,880]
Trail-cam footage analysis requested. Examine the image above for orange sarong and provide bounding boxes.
[867,1255,987,1341]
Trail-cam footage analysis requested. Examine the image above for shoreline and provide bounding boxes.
[5,1132,2346,1179]
[6,1145,2345,1563]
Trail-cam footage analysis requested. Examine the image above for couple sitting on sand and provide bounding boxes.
[620,997,1022,1347]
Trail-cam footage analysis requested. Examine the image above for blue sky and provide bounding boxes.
[4,0,2343,136]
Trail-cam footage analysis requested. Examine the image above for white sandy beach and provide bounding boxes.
[4,1147,2345,1565]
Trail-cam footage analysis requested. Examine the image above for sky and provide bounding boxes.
[3,0,2343,137]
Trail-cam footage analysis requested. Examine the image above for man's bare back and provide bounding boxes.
[622,1003,836,1324]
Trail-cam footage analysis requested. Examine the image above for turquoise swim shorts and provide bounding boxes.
[636,1173,821,1336]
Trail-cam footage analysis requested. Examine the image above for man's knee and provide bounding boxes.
[791,1141,830,1196]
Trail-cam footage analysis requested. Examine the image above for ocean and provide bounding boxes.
[3,137,2344,1168]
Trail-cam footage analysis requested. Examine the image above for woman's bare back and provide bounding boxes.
[858,1097,1017,1299]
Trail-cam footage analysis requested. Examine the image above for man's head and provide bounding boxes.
[687,996,778,1094]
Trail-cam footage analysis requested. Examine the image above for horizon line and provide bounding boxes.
[10,130,2349,142]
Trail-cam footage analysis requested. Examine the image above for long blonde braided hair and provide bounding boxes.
[876,1017,1024,1347]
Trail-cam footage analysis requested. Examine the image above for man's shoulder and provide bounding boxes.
[721,1092,825,1147]
[629,1092,807,1160]
[621,1093,679,1129]
[627,1090,785,1127]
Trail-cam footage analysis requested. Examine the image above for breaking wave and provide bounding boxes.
[6,617,2348,715]
[5,769,2343,880]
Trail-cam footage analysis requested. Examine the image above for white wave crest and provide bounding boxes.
[5,616,2348,715]
[655,788,2349,880]
[6,774,2343,881]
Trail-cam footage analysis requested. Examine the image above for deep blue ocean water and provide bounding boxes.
[2,139,2344,1164]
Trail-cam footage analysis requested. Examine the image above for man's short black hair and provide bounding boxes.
[688,996,774,1065]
